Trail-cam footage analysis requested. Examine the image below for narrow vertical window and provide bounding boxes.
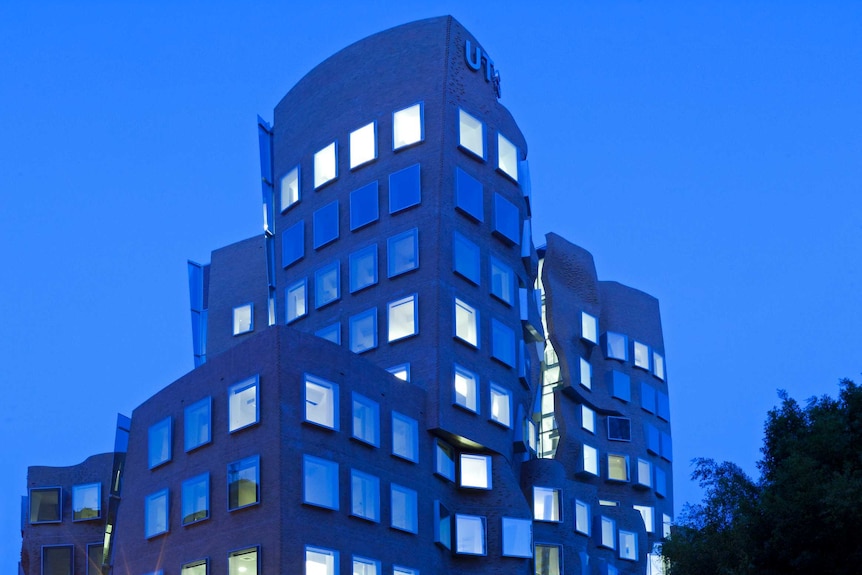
[392,412,418,462]
[314,261,340,309]
[349,244,377,293]
[454,298,479,347]
[489,383,511,427]
[497,133,518,181]
[490,257,513,305]
[349,307,377,353]
[389,163,421,213]
[502,517,532,558]
[533,486,561,522]
[653,351,666,380]
[493,193,520,245]
[637,458,652,488]
[393,102,423,149]
[634,340,650,370]
[313,200,339,249]
[455,167,484,221]
[285,278,307,323]
[350,181,379,230]
[491,318,515,367]
[581,405,595,433]
[232,303,253,335]
[434,500,452,548]
[453,364,478,413]
[184,397,211,451]
[148,417,172,469]
[72,483,101,521]
[390,484,418,533]
[581,312,598,343]
[144,489,169,537]
[303,454,338,510]
[634,504,654,533]
[435,440,455,481]
[228,376,258,433]
[313,141,337,189]
[453,232,480,284]
[579,358,592,389]
[601,516,616,549]
[350,469,380,522]
[619,530,637,560]
[582,444,599,475]
[352,392,380,446]
[304,374,339,430]
[281,220,304,268]
[181,473,209,525]
[458,109,485,159]
[280,165,300,211]
[349,121,376,169]
[387,294,417,342]
[228,548,258,575]
[227,455,260,510]
[534,545,561,575]
[387,228,419,277]
[575,500,590,535]
[455,514,486,555]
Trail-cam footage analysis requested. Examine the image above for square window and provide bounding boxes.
[653,352,665,380]
[313,141,337,189]
[353,557,379,575]
[181,473,209,525]
[392,412,418,462]
[181,560,207,575]
[581,312,598,343]
[435,440,455,481]
[389,163,421,214]
[145,489,169,537]
[391,484,418,533]
[233,303,253,335]
[460,453,492,489]
[228,548,258,575]
[314,261,340,309]
[350,181,379,230]
[497,133,518,181]
[582,444,599,476]
[349,308,377,353]
[286,278,308,323]
[315,322,341,345]
[434,500,452,548]
[455,514,486,555]
[282,220,304,268]
[303,454,338,510]
[601,516,616,549]
[502,517,532,558]
[609,370,631,402]
[493,193,520,245]
[350,469,380,522]
[306,547,337,575]
[184,397,211,452]
[575,500,590,535]
[352,392,380,446]
[454,298,479,347]
[350,122,376,169]
[453,364,479,413]
[387,363,411,382]
[608,454,629,481]
[581,405,595,434]
[388,294,418,342]
[533,486,561,522]
[349,244,378,293]
[304,374,339,430]
[313,201,339,249]
[634,341,650,370]
[458,109,485,159]
[453,232,480,284]
[491,319,516,367]
[607,417,632,441]
[489,383,512,427]
[72,483,101,521]
[42,546,73,575]
[228,376,258,433]
[387,228,419,277]
[148,417,171,469]
[619,530,637,560]
[29,487,61,523]
[490,257,514,305]
[634,504,654,533]
[280,165,300,212]
[455,167,483,222]
[393,102,423,150]
[637,459,652,488]
[534,545,561,575]
[227,455,260,510]
[605,332,629,361]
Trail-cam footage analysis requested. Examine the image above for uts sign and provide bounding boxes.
[465,39,501,98]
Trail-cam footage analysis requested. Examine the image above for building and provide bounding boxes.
[21,16,672,575]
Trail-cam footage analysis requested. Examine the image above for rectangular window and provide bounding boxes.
[581,405,595,433]
[634,340,650,370]
[228,376,258,433]
[393,567,418,575]
[313,200,339,249]
[280,165,300,212]
[607,417,632,441]
[387,363,410,382]
[148,417,171,468]
[392,412,418,462]
[634,504,654,533]
[646,423,660,454]
[453,231,480,284]
[393,102,423,150]
[663,513,672,538]
[637,458,652,488]
[313,141,337,189]
[315,322,340,345]
[350,181,379,230]
[656,466,667,497]
[282,220,304,268]
[661,431,673,461]
[304,374,338,430]
[502,517,532,558]
[653,351,665,380]
[180,560,207,575]
[391,483,418,533]
[458,109,485,159]
[605,332,628,360]
[349,121,376,169]
[349,244,378,293]
[489,383,512,427]
[657,391,671,421]
[435,440,455,481]
[314,261,340,309]
[303,454,338,510]
[181,473,209,525]
[491,318,516,367]
[232,303,253,335]
[184,397,211,451]
[575,500,590,535]
[228,548,258,575]
[227,455,260,510]
[453,364,479,413]
[455,514,486,555]
[42,546,73,575]
[388,294,418,342]
[454,298,479,347]
[387,228,419,277]
[87,543,103,575]
[460,453,492,489]
[353,557,379,575]
[145,489,168,538]
[455,167,484,221]
[350,469,380,522]
[601,516,616,549]
[489,256,513,305]
[389,163,421,213]
[349,307,377,353]
[286,278,307,323]
[434,500,452,549]
[534,545,561,575]
[352,392,380,446]
[608,454,629,481]
[581,311,598,343]
[29,487,61,523]
[533,486,561,522]
[619,530,637,560]
[609,370,631,402]
[493,193,520,245]
[306,547,337,575]
[72,483,100,521]
[497,133,518,181]
[582,444,599,476]
[641,382,657,413]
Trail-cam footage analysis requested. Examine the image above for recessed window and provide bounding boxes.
[658,391,671,422]
[608,454,629,482]
[314,261,340,309]
[280,165,300,212]
[497,133,518,181]
[619,530,637,561]
[350,181,379,230]
[634,341,650,370]
[387,363,411,382]
[349,307,377,353]
[601,516,616,549]
[490,256,513,305]
[502,517,532,558]
[641,382,657,413]
[609,370,631,402]
[391,483,418,533]
[315,322,341,345]
[653,351,665,380]
[353,557,379,575]
[349,122,376,169]
[228,376,258,433]
[434,500,452,548]
[392,412,418,462]
[227,455,260,510]
[634,504,654,533]
[455,167,483,222]
[458,109,485,159]
[533,486,561,522]
[305,547,337,575]
[286,278,307,323]
[656,467,668,497]
[304,374,338,430]
[453,232,480,284]
[349,244,377,293]
[582,444,599,476]
[42,546,73,575]
[387,228,419,277]
[393,102,423,150]
[607,416,632,441]
[232,303,253,335]
[184,397,211,452]
[282,220,304,268]
[646,423,660,455]
[387,294,418,342]
[454,298,479,347]
[493,193,520,245]
[605,332,628,361]
[435,440,455,481]
[491,318,516,367]
[575,500,590,535]
[228,548,258,575]
[581,312,598,343]
[72,483,100,521]
[313,200,339,249]
[460,453,492,489]
[303,454,338,510]
[453,364,479,413]
[661,431,673,462]
[489,383,512,427]
[352,392,380,447]
[148,417,171,469]
[455,514,486,555]
[145,489,169,538]
[534,545,561,575]
[313,141,337,189]
[637,459,652,488]
[29,487,61,523]
[350,469,380,522]
[181,560,207,575]
[181,473,209,525]
[389,163,421,214]
[581,405,595,433]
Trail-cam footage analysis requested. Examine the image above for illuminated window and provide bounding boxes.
[282,220,304,268]
[582,444,599,475]
[184,397,211,451]
[228,548,258,575]
[620,530,637,560]
[575,500,590,535]
[605,332,628,360]
[313,141,337,189]
[389,163,421,213]
[453,364,478,413]
[148,417,171,468]
[227,455,259,510]
[489,383,511,427]
[350,469,380,522]
[315,322,340,345]
[581,312,598,343]
[304,375,338,430]
[181,473,209,525]
[72,483,100,521]
[353,557,379,575]
[493,192,520,245]
[145,489,168,537]
[534,545,561,575]
[453,231,480,284]
[497,133,518,181]
[305,547,337,575]
[387,294,417,342]
[491,318,515,367]
[454,298,479,347]
[601,516,616,549]
[490,257,513,305]
[280,165,299,211]
[349,244,377,293]
[458,109,485,159]
[634,504,654,533]
[233,303,253,335]
[352,392,380,447]
[608,454,629,482]
[350,181,379,230]
[634,340,650,370]
[349,122,376,169]
[502,517,532,558]
[455,167,483,221]
[455,514,486,555]
[228,376,258,433]
[581,405,595,433]
[391,484,418,533]
[460,453,492,489]
[387,228,419,277]
[29,488,61,523]
[533,486,561,522]
[314,261,340,309]
[387,363,410,382]
[435,440,455,481]
[393,103,423,150]
[181,559,206,575]
[392,412,418,462]
[349,307,377,353]
[286,278,307,323]
[313,200,339,249]
[303,455,338,510]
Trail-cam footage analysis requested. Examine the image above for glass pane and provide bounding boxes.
[72,483,100,520]
[228,548,258,575]
[389,163,421,213]
[315,262,340,309]
[286,279,307,323]
[581,405,595,433]
[387,229,418,277]
[608,455,628,481]
[455,167,483,221]
[313,201,339,249]
[581,312,598,343]
[148,418,171,468]
[388,295,417,342]
[435,440,455,480]
[233,303,253,335]
[460,454,491,489]
[392,412,418,462]
[313,142,337,188]
[393,103,422,149]
[634,341,650,369]
[490,384,511,427]
[453,365,478,412]
[280,165,299,211]
[227,456,259,509]
[497,133,518,180]
[30,488,61,523]
[583,444,598,475]
[349,122,376,168]
[181,474,209,525]
[458,109,484,158]
[349,308,377,353]
[490,257,513,304]
[502,517,532,557]
[350,181,379,230]
[228,378,258,432]
[453,232,480,284]
[491,319,515,367]
[606,332,628,360]
[534,545,561,575]
[315,322,340,345]
[533,487,559,521]
[281,220,304,268]
[42,546,72,575]
[455,514,485,555]
[391,484,417,533]
[454,299,478,346]
[349,245,377,292]
[305,376,337,429]
[350,470,379,522]
[493,193,520,245]
[579,358,591,389]
[303,455,338,509]
[352,393,379,446]
[145,490,168,537]
[305,547,337,575]
[181,561,207,575]
[575,500,590,534]
[184,397,211,451]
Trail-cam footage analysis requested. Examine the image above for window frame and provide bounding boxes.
[453,364,479,413]
[389,163,421,214]
[148,417,172,469]
[312,200,339,249]
[454,166,484,222]
[453,298,479,348]
[281,220,304,268]
[392,411,419,463]
[232,303,253,336]
[72,482,101,522]
[184,396,212,452]
[533,486,562,523]
[489,382,512,427]
[349,307,378,353]
[228,548,259,575]
[304,374,339,431]
[454,513,487,556]
[350,469,380,523]
[489,256,514,305]
[501,516,532,558]
[314,260,341,309]
[305,546,338,575]
[285,277,308,324]
[435,439,455,481]
[303,454,339,510]
[349,181,379,231]
[387,294,418,343]
[390,483,418,533]
[280,164,300,212]
[349,244,378,293]
[459,453,492,490]
[458,108,485,160]
[607,454,630,482]
[490,318,516,367]
[352,392,380,447]
[227,455,260,511]
[228,376,259,433]
[453,231,480,285]
[29,487,62,524]
[315,322,341,345]
[387,228,419,278]
[144,488,169,538]
[181,473,210,526]
[492,192,520,245]
[496,132,519,181]
[574,499,590,535]
[392,102,424,151]
[313,141,338,189]
[349,121,377,170]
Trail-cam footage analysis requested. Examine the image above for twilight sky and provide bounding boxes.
[2,1,860,570]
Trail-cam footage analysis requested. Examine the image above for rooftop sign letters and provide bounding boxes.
[465,39,501,99]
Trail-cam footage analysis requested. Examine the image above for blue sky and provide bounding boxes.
[2,1,861,569]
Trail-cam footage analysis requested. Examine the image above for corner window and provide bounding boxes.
[393,102,423,150]
[145,489,169,538]
[286,278,307,323]
[634,341,650,370]
[582,444,599,475]
[42,546,73,575]
[533,486,561,522]
[349,307,377,353]
[575,500,590,535]
[350,181,379,230]
[349,122,376,169]
[434,500,452,548]
[619,530,637,561]
[304,374,339,430]
[607,417,632,441]
[148,417,172,469]
[227,455,260,510]
[601,516,616,549]
[181,473,209,525]
[490,257,513,305]
[303,454,338,510]
[637,458,652,488]
[72,483,101,521]
[455,167,483,221]
[490,318,516,367]
[435,440,455,481]
[581,405,595,433]
[349,244,378,293]
[454,298,479,347]
[313,200,339,249]
[353,557,379,575]
[314,261,340,309]
[581,312,598,343]
[280,165,300,212]
[281,220,304,268]
[228,548,258,575]
[653,351,665,380]
[489,383,511,427]
[458,109,485,159]
[460,453,492,489]
[232,303,253,335]
[387,363,411,382]
[387,228,419,277]
[392,412,418,462]
[315,322,341,345]
[306,547,337,575]
[605,332,628,361]
[181,559,207,575]
[453,364,479,413]
[389,163,421,214]
[455,514,486,555]
[29,487,61,523]
[534,545,561,575]
[350,469,380,522]
[501,517,532,558]
[391,484,418,533]
[352,392,380,447]
[453,232,480,284]
[387,294,417,342]
[634,504,654,533]
[608,454,629,481]
[313,141,337,189]
[493,193,520,245]
[497,133,518,181]
[228,376,258,433]
[184,397,211,452]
